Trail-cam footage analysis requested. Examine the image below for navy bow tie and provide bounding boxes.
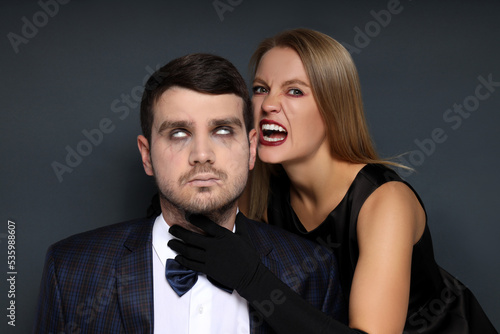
[165,259,232,297]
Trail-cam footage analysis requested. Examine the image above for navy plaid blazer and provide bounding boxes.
[33,213,346,333]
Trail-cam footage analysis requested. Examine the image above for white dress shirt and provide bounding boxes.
[152,214,250,333]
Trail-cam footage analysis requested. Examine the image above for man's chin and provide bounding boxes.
[186,200,237,226]
[184,206,233,223]
[183,196,235,214]
[183,205,221,217]
[158,187,241,228]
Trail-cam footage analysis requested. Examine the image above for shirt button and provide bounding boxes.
[199,305,203,314]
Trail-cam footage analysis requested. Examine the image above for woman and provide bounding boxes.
[169,28,496,333]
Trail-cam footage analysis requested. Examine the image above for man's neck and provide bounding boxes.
[160,201,238,233]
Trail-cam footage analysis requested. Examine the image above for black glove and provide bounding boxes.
[168,213,263,292]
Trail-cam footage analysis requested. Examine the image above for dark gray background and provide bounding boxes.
[1,0,499,332]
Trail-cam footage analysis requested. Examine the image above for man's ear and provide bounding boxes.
[137,135,154,176]
[248,129,257,170]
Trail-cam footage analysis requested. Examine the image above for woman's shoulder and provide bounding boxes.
[357,163,403,185]
[356,164,424,213]
[357,165,426,244]
[349,163,422,211]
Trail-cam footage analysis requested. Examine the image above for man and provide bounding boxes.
[34,53,345,333]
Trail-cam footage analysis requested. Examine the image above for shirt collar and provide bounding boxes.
[152,214,177,268]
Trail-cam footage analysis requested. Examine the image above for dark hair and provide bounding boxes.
[140,53,253,142]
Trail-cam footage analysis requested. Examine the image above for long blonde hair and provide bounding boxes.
[247,28,404,220]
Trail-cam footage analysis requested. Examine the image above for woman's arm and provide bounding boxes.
[349,181,426,333]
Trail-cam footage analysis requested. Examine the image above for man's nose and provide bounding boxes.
[188,135,215,165]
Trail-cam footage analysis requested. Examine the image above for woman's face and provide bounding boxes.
[252,47,328,165]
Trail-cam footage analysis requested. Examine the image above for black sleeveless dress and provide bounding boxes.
[267,164,497,333]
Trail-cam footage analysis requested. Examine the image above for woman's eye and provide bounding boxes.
[253,86,268,94]
[287,88,303,96]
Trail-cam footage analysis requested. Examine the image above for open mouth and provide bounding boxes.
[260,120,287,145]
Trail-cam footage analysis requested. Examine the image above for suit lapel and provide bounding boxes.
[116,218,155,334]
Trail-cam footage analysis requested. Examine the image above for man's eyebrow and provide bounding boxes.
[157,118,242,133]
[209,117,243,128]
[157,120,193,133]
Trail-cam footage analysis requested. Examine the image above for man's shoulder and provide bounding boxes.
[238,213,334,260]
[239,214,342,302]
[47,216,154,260]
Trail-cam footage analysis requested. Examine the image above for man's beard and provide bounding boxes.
[153,164,247,225]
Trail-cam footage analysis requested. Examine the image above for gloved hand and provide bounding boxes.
[168,214,263,292]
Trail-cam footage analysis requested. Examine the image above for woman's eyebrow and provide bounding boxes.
[252,77,310,88]
[281,79,310,88]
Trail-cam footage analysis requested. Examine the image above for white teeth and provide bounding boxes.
[261,123,286,132]
[263,136,284,142]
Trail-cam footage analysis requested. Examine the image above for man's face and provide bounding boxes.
[138,87,256,221]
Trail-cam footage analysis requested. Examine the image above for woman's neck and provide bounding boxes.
[283,154,365,231]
